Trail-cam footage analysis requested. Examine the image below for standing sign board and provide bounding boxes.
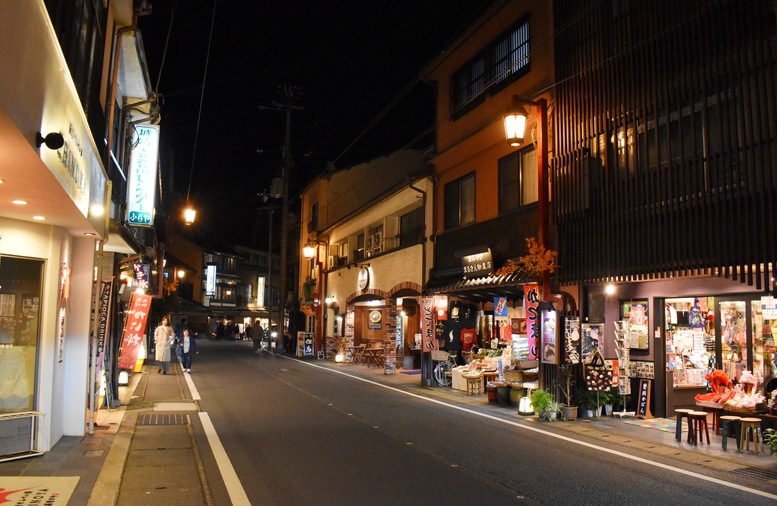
[118,293,152,369]
[420,297,438,351]
[636,378,653,419]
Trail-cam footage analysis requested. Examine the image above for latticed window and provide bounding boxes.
[450,17,531,118]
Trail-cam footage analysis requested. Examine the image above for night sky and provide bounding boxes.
[138,0,493,248]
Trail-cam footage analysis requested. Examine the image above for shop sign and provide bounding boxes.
[126,125,160,227]
[540,307,558,364]
[97,280,113,360]
[420,297,438,351]
[357,267,370,291]
[762,296,777,319]
[524,284,540,360]
[368,310,382,330]
[460,249,493,277]
[133,263,150,290]
[205,264,217,296]
[494,296,508,317]
[118,293,152,369]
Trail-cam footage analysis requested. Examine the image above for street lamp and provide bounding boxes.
[184,205,196,225]
[504,95,550,300]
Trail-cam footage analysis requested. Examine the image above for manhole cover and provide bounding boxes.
[83,450,104,457]
[138,413,189,426]
[731,466,777,481]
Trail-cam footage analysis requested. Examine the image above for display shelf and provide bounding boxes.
[614,320,631,395]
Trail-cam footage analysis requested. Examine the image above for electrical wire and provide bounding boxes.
[186,0,218,202]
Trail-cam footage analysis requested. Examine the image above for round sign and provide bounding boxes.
[357,267,370,291]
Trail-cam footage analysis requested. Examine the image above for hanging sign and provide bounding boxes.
[524,284,540,360]
[118,293,152,369]
[494,296,508,317]
[126,125,160,227]
[421,297,438,351]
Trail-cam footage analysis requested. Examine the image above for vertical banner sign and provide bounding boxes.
[118,293,152,369]
[493,296,508,317]
[524,284,540,360]
[126,125,160,227]
[133,263,150,291]
[97,280,113,370]
[421,297,438,351]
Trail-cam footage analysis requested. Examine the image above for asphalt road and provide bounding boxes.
[187,339,776,505]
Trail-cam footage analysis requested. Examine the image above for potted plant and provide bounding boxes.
[529,389,559,421]
[764,428,777,455]
[598,389,615,416]
[557,363,578,421]
[578,389,599,418]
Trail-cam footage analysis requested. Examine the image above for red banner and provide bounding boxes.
[420,297,438,351]
[524,284,540,360]
[118,293,152,369]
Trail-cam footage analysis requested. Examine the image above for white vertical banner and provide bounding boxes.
[126,125,160,227]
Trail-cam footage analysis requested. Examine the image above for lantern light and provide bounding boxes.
[504,102,529,146]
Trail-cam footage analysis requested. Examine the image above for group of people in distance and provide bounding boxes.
[153,315,198,374]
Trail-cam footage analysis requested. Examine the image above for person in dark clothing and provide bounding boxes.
[179,327,198,373]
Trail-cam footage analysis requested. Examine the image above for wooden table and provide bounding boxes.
[364,347,385,368]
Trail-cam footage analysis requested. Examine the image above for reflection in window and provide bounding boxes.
[0,257,42,413]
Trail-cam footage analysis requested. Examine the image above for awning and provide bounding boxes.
[424,267,535,303]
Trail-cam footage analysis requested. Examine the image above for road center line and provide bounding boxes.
[299,359,777,501]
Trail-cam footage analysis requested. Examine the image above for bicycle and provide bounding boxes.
[432,350,458,386]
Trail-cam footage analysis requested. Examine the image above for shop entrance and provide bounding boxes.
[660,294,776,416]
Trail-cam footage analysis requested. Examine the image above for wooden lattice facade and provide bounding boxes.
[551,0,777,293]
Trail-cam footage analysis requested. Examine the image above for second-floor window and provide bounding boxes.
[444,173,475,229]
[450,17,531,118]
[499,147,538,214]
[399,207,424,246]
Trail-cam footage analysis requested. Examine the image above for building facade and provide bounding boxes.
[299,150,434,372]
[0,0,161,458]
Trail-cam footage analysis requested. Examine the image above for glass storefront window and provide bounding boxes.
[750,301,777,385]
[665,297,712,387]
[720,300,747,383]
[0,257,42,413]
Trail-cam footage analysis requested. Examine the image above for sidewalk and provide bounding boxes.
[2,355,776,505]
[88,361,206,506]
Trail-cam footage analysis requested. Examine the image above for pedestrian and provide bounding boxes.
[154,315,175,374]
[250,320,264,354]
[179,327,198,373]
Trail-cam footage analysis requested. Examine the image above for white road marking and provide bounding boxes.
[298,359,777,502]
[183,369,201,400]
[199,412,251,506]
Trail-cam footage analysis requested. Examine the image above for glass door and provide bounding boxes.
[750,300,777,385]
[719,300,748,383]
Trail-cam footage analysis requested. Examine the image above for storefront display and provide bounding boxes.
[665,297,711,388]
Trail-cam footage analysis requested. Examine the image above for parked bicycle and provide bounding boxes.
[432,349,458,386]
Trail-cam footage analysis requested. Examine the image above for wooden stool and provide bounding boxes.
[465,374,483,395]
[719,416,741,451]
[674,409,694,442]
[739,417,764,455]
[687,411,710,445]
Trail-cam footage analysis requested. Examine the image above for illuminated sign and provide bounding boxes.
[257,276,265,306]
[461,249,493,277]
[126,125,160,227]
[205,264,217,296]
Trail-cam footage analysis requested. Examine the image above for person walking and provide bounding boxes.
[154,315,175,374]
[250,320,265,354]
[179,327,198,373]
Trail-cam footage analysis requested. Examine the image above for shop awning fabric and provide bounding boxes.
[424,268,535,303]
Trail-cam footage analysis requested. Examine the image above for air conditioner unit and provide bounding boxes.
[328,256,336,269]
[373,232,382,252]
[337,256,348,267]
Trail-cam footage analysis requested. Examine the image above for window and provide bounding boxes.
[450,18,531,118]
[499,147,538,213]
[399,207,424,246]
[0,257,42,414]
[444,173,476,229]
[355,233,365,261]
[308,202,318,233]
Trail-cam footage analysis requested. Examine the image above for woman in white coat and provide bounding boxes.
[154,315,175,374]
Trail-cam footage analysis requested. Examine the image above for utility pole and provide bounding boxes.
[273,83,304,354]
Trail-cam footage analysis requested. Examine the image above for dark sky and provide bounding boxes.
[138,0,493,248]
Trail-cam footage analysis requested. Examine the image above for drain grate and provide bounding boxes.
[138,413,189,426]
[731,466,777,481]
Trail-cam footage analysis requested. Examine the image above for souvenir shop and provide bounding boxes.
[590,276,775,418]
